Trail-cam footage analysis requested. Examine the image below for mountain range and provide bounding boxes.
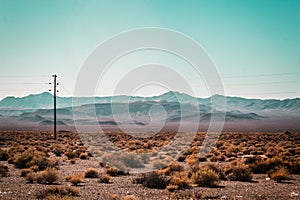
[0,91,299,131]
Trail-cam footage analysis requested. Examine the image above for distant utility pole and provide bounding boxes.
[49,74,58,140]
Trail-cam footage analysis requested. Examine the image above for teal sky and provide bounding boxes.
[0,0,299,100]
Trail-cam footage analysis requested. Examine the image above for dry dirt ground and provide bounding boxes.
[0,131,299,200]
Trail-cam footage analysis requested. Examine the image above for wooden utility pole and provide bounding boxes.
[52,74,57,140]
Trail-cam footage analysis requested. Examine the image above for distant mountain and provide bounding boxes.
[0,92,53,109]
[0,91,299,131]
[1,91,299,111]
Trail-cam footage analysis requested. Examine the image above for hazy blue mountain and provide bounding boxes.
[1,91,299,112]
[0,92,53,109]
[0,91,299,131]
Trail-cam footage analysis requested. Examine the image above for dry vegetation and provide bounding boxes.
[0,130,299,199]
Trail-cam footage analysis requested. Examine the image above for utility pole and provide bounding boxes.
[52,74,58,140]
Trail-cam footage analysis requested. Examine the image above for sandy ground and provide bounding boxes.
[0,157,299,200]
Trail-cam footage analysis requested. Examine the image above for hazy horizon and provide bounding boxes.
[1,90,299,101]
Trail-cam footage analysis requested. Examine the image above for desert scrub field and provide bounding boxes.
[0,130,299,199]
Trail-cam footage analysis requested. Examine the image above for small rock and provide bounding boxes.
[290,192,299,197]
[265,177,270,180]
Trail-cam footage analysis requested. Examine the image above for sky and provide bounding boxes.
[0,0,299,100]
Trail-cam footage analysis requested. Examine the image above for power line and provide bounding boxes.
[0,75,49,78]
[58,83,73,96]
[0,82,46,85]
[222,72,300,79]
[225,80,300,86]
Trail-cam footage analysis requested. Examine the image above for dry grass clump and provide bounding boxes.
[269,167,289,183]
[65,173,84,186]
[134,172,170,189]
[205,164,227,180]
[191,167,220,187]
[36,186,79,199]
[105,166,127,176]
[167,171,190,191]
[35,168,59,184]
[98,173,111,183]
[25,172,35,183]
[84,168,99,178]
[25,168,59,184]
[225,163,253,182]
[101,152,144,169]
[104,132,175,152]
[157,162,184,176]
[20,168,32,177]
[246,156,289,174]
[13,148,51,171]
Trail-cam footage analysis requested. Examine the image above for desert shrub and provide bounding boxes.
[266,157,286,170]
[0,164,9,177]
[30,165,40,172]
[13,148,50,170]
[119,152,144,168]
[14,148,35,168]
[36,168,59,184]
[134,172,169,189]
[191,167,219,187]
[247,156,287,174]
[25,172,35,183]
[105,167,126,176]
[226,164,253,182]
[0,149,9,161]
[36,186,79,199]
[205,164,227,180]
[98,173,111,183]
[107,160,129,173]
[27,154,52,171]
[65,173,84,186]
[158,162,184,176]
[84,168,99,178]
[270,167,289,183]
[168,172,190,190]
[20,168,32,177]
[101,152,144,169]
